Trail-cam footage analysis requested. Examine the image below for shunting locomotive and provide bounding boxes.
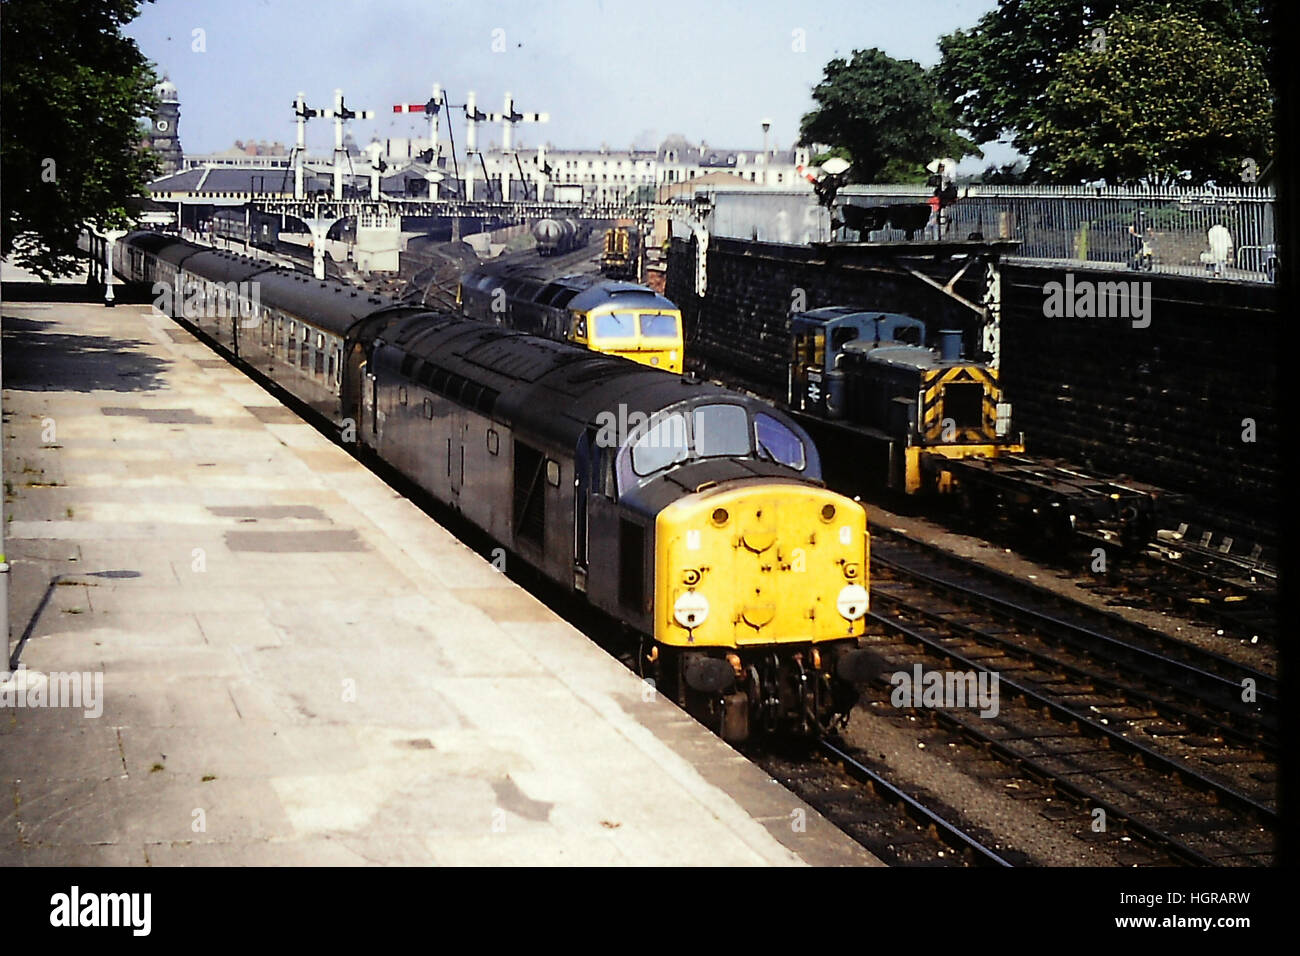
[789,306,1022,495]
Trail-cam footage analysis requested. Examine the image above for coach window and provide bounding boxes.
[545,460,561,487]
[487,429,499,455]
[398,386,408,406]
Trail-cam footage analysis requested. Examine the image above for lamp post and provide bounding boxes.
[761,119,771,187]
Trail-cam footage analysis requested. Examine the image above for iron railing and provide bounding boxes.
[836,184,1278,282]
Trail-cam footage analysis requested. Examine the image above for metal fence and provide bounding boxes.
[837,184,1278,281]
[683,185,1278,282]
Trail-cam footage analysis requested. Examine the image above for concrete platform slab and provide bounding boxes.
[2,300,880,867]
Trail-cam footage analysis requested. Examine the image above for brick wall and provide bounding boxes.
[666,237,1278,528]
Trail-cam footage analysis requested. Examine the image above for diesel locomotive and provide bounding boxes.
[788,306,1023,495]
[114,230,876,742]
[600,222,640,278]
[457,262,685,374]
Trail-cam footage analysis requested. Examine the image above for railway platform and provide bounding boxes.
[0,295,879,867]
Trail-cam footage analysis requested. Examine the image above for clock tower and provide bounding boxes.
[150,75,184,175]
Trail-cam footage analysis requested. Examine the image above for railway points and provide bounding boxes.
[0,297,879,867]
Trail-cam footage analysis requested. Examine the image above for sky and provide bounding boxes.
[125,0,1016,172]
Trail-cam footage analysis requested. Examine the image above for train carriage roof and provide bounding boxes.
[122,230,193,258]
[131,232,206,267]
[180,249,276,285]
[376,313,766,447]
[250,270,400,337]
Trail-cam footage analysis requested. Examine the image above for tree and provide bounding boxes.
[800,49,978,184]
[1033,12,1273,184]
[1,0,160,279]
[934,0,1272,177]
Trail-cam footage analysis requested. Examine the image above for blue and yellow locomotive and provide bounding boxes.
[789,306,1023,495]
[458,262,685,373]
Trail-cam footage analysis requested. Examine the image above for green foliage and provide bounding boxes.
[1,0,160,279]
[800,48,979,184]
[935,0,1272,178]
[1033,12,1273,184]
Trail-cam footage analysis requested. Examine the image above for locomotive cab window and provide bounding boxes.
[593,312,636,339]
[630,413,688,475]
[638,313,678,339]
[890,325,923,346]
[830,326,859,352]
[754,413,806,470]
[794,330,825,366]
[692,404,750,459]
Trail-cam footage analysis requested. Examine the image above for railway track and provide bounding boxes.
[753,740,1018,866]
[871,528,1278,748]
[1075,522,1277,644]
[859,532,1277,865]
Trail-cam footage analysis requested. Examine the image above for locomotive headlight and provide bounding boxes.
[837,584,868,621]
[674,591,709,628]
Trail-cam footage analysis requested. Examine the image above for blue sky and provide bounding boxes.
[125,0,1015,171]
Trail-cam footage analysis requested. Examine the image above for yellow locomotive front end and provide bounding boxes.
[651,480,872,740]
[909,363,1025,495]
[572,306,684,373]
